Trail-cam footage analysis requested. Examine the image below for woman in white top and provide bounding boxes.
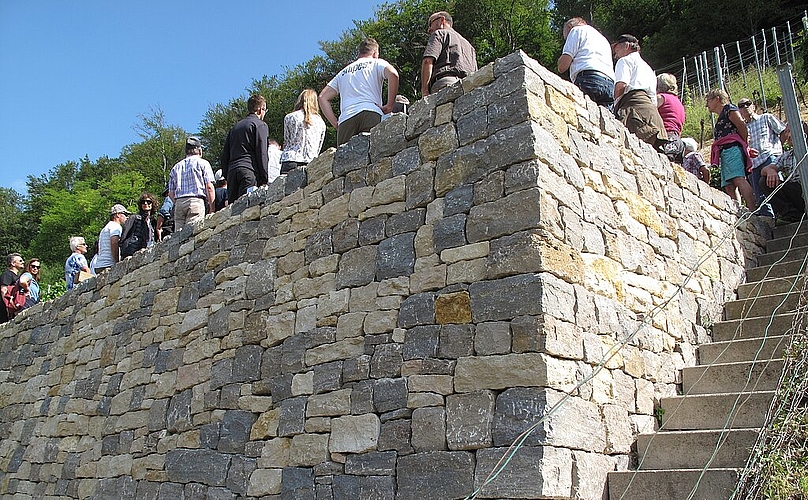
[280,89,326,174]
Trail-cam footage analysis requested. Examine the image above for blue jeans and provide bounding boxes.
[574,71,615,109]
[749,155,776,217]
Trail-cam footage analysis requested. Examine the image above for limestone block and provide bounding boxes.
[446,391,495,450]
[447,258,487,285]
[291,372,314,396]
[336,246,378,289]
[473,446,572,499]
[348,186,374,217]
[435,102,453,125]
[330,414,380,453]
[419,123,459,161]
[455,353,547,392]
[602,404,633,454]
[372,176,406,206]
[364,310,398,334]
[407,392,444,408]
[408,374,453,395]
[304,337,364,366]
[463,62,495,92]
[247,468,283,496]
[289,433,330,467]
[257,437,290,468]
[178,309,208,336]
[368,156,394,186]
[411,407,446,451]
[571,450,617,500]
[316,289,349,320]
[336,312,366,340]
[440,241,489,264]
[306,389,352,417]
[409,263,447,293]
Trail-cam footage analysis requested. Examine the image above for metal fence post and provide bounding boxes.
[772,27,781,65]
[714,46,724,91]
[737,40,747,86]
[751,35,767,109]
[776,63,808,217]
[787,21,796,64]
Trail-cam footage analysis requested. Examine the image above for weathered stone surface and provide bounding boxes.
[336,246,377,289]
[396,451,473,500]
[330,414,381,453]
[446,391,495,450]
[435,292,472,325]
[419,123,459,161]
[468,274,543,322]
[306,389,352,417]
[333,134,370,176]
[433,214,467,252]
[467,188,541,243]
[289,433,329,466]
[455,353,547,392]
[376,233,416,280]
[474,446,572,498]
[411,407,446,451]
[373,378,408,413]
[398,293,436,328]
[344,451,397,476]
[474,322,511,355]
[247,468,282,496]
[165,449,231,486]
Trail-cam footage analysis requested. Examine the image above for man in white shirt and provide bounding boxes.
[95,204,130,273]
[319,38,399,146]
[612,34,667,147]
[557,18,615,108]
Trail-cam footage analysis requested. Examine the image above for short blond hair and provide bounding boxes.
[705,88,729,105]
[657,73,678,94]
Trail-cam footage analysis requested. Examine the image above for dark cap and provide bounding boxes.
[613,34,638,45]
[186,136,203,148]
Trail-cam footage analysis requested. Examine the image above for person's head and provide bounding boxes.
[109,204,131,224]
[611,34,640,60]
[6,253,23,271]
[268,139,281,150]
[563,17,586,39]
[185,136,203,156]
[681,137,698,153]
[214,169,227,187]
[780,121,808,146]
[358,38,379,58]
[705,88,729,113]
[737,97,755,120]
[657,73,679,95]
[295,89,320,126]
[27,258,41,276]
[138,192,158,215]
[69,236,87,253]
[427,11,453,34]
[248,94,267,118]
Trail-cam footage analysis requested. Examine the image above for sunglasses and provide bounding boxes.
[141,200,153,205]
[738,102,752,108]
[30,265,40,269]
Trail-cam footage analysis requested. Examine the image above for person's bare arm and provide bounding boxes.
[111,236,120,263]
[614,81,627,101]
[205,182,215,213]
[421,57,434,96]
[381,65,400,114]
[318,87,339,129]
[730,110,748,143]
[557,54,572,74]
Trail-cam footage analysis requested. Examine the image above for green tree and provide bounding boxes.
[0,187,34,258]
[121,107,188,193]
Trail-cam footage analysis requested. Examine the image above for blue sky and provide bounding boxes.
[0,0,382,193]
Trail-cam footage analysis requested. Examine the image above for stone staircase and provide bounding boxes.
[608,220,807,500]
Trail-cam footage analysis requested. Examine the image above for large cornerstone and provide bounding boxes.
[0,51,767,499]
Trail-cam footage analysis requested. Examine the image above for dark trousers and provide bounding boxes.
[574,71,615,109]
[227,167,256,205]
[761,178,805,222]
[281,161,307,174]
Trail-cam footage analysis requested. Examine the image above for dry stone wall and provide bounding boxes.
[0,51,769,499]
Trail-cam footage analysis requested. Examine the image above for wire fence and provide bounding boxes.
[654,11,808,111]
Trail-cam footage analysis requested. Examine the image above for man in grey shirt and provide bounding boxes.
[421,11,477,96]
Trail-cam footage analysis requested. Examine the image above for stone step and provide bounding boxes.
[607,468,741,500]
[682,359,784,395]
[635,428,759,470]
[757,244,808,267]
[712,314,799,342]
[738,274,806,299]
[746,258,806,282]
[767,230,808,252]
[772,220,808,240]
[698,335,791,364]
[723,292,802,320]
[659,391,775,431]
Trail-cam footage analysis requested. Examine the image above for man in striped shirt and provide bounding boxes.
[168,136,215,230]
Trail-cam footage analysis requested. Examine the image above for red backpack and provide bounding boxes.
[3,281,28,319]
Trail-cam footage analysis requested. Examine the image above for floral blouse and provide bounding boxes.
[280,110,326,164]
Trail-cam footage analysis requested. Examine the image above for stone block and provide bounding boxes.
[402,325,440,359]
[468,274,542,322]
[446,391,495,450]
[373,378,408,413]
[398,293,436,328]
[474,322,511,355]
[435,292,472,325]
[392,146,421,177]
[332,219,359,253]
[330,414,381,453]
[375,232,416,280]
[370,113,407,160]
[278,397,307,437]
[289,433,329,466]
[411,406,446,451]
[165,449,231,486]
[405,165,435,210]
[333,134,370,176]
[359,215,386,245]
[466,188,541,243]
[473,446,572,498]
[455,353,547,392]
[306,389,352,417]
[396,451,473,500]
[419,123,458,161]
[219,410,257,454]
[248,468,283,496]
[370,344,403,378]
[344,451,397,476]
[433,214,467,252]
[387,209,425,237]
[336,246,378,289]
[378,419,413,453]
[250,408,280,440]
[281,467,315,499]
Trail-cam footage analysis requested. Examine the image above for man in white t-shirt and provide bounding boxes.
[95,204,130,273]
[557,17,615,108]
[612,34,667,147]
[318,38,400,146]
